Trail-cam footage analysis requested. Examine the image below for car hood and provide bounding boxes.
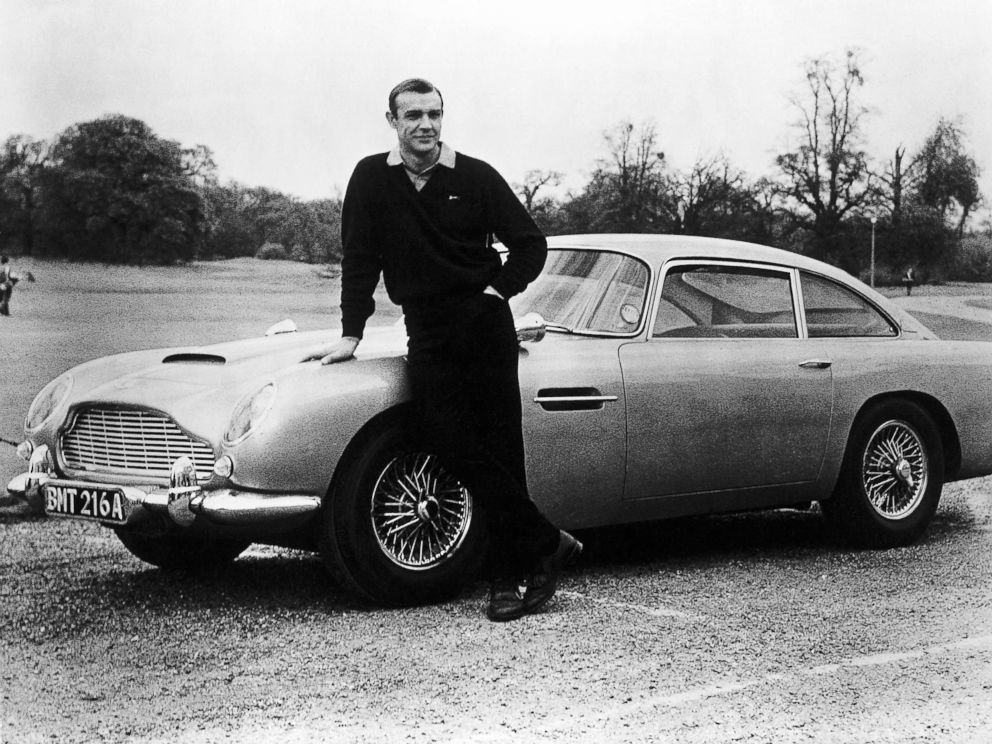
[58,324,409,441]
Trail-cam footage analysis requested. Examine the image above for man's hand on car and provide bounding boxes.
[302,336,360,365]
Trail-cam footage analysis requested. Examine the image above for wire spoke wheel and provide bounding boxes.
[370,452,472,570]
[861,419,929,520]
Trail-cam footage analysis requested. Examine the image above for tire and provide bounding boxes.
[320,421,489,606]
[822,400,944,548]
[114,529,249,570]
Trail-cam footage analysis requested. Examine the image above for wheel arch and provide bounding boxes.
[317,400,487,605]
[849,391,961,479]
[323,401,416,506]
[316,401,414,599]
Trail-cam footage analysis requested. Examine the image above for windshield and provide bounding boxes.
[509,248,650,334]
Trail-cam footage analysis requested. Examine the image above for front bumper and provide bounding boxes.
[6,446,321,529]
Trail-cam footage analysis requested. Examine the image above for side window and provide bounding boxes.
[653,265,797,338]
[801,272,897,337]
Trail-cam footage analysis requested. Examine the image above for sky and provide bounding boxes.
[2,0,991,217]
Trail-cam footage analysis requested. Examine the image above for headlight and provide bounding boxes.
[25,373,73,432]
[224,382,276,445]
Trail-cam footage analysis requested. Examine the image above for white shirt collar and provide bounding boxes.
[387,142,456,170]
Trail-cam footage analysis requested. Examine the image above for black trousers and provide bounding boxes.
[404,292,560,579]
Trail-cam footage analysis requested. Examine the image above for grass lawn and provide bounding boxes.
[0,257,398,491]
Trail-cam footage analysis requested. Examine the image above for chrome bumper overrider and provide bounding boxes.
[6,448,321,528]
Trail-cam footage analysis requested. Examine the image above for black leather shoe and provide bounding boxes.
[524,530,583,613]
[487,580,527,622]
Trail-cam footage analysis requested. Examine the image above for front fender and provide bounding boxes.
[220,357,411,494]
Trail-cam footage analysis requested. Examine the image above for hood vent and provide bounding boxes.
[162,353,226,365]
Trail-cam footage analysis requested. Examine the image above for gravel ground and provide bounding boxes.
[3,483,992,743]
[2,260,992,743]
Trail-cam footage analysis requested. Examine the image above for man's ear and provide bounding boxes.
[385,111,397,130]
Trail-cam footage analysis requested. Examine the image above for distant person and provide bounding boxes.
[0,255,16,316]
[902,266,916,296]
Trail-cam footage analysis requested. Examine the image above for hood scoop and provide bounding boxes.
[162,353,227,365]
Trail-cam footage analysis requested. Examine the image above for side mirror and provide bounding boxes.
[264,319,298,336]
[515,312,546,343]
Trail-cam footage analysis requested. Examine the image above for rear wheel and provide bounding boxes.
[320,421,488,606]
[114,529,249,570]
[822,400,943,548]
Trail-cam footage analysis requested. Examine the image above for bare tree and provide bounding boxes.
[514,169,562,212]
[670,154,743,234]
[876,145,907,226]
[776,50,874,254]
[583,120,670,232]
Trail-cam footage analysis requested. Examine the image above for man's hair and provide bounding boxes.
[388,78,443,116]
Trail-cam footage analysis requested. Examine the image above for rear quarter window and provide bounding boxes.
[801,272,897,337]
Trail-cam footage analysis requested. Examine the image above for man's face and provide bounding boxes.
[387,90,443,156]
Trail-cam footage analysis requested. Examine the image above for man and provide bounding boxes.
[0,255,16,316]
[307,78,581,621]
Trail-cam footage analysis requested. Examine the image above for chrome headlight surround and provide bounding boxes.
[223,382,277,446]
[25,373,73,433]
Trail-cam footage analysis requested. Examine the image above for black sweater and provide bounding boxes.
[339,150,547,339]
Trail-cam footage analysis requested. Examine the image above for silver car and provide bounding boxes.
[9,235,992,604]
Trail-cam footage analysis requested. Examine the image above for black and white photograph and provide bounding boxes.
[2,0,991,741]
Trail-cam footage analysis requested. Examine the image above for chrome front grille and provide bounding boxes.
[60,407,215,481]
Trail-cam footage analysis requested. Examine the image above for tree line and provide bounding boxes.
[0,50,987,282]
[0,116,343,266]
[518,51,986,283]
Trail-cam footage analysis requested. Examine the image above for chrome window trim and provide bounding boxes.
[797,269,902,339]
[649,258,800,340]
[511,246,655,339]
[792,267,809,339]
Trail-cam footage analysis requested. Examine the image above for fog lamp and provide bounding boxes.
[16,440,35,461]
[213,455,234,479]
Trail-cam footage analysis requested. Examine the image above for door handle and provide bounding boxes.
[534,387,618,411]
[799,359,832,369]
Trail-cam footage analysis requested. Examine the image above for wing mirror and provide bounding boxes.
[515,312,546,343]
[265,319,298,336]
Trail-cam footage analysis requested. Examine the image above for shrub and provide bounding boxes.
[948,236,992,282]
[256,242,288,260]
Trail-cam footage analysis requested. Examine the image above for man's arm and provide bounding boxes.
[302,160,380,365]
[485,165,547,300]
[340,160,382,341]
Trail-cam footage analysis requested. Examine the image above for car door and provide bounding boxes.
[518,336,628,528]
[620,261,834,500]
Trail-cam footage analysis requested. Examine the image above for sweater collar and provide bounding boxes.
[387,142,456,171]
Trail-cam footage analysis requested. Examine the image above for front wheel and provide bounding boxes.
[822,400,944,548]
[320,421,488,606]
[114,529,249,570]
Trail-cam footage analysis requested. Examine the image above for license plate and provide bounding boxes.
[45,483,128,524]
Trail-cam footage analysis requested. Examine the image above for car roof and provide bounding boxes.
[542,233,938,337]
[546,234,839,276]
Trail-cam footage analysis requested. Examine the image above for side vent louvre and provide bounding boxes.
[162,353,226,365]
